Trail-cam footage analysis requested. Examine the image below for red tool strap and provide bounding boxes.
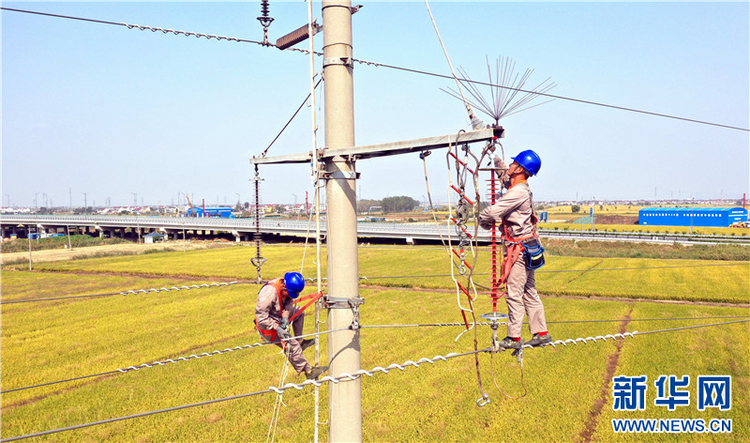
[290,291,324,322]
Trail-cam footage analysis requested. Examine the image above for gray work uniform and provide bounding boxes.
[255,280,310,374]
[479,182,548,337]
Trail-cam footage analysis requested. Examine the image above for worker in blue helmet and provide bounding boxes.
[479,150,551,349]
[254,272,325,379]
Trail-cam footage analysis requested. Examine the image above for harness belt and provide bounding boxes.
[254,281,324,344]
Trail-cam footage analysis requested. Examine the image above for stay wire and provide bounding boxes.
[260,77,322,158]
[3,6,746,133]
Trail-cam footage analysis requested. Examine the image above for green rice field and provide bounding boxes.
[1,244,748,442]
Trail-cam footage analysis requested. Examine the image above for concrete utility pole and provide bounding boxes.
[322,1,361,441]
[250,2,502,439]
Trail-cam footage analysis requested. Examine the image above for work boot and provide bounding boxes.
[300,338,315,351]
[305,366,328,380]
[498,336,523,350]
[527,333,552,347]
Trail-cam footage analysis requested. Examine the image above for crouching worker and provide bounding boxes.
[255,272,325,379]
[479,150,552,349]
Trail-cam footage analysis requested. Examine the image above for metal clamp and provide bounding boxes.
[323,57,353,68]
[476,394,491,407]
[323,296,364,310]
[320,171,361,180]
[323,296,364,330]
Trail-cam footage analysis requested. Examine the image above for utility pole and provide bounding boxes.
[250,3,502,439]
[322,2,361,441]
[83,193,87,215]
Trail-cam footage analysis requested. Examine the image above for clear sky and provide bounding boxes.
[2,1,748,208]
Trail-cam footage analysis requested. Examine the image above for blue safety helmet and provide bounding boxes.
[511,149,542,176]
[284,272,305,299]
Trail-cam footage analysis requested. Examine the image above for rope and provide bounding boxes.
[267,348,291,443]
[0,282,240,305]
[489,352,527,400]
[3,7,747,132]
[1,327,352,394]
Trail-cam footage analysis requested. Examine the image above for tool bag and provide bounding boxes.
[521,238,545,270]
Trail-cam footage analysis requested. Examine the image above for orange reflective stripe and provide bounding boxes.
[255,318,278,342]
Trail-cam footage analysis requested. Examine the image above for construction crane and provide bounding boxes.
[185,193,196,217]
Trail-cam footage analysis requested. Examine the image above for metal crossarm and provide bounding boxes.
[249,127,504,165]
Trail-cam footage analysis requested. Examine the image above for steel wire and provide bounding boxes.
[0,348,486,442]
[0,327,352,394]
[2,320,747,441]
[2,7,747,132]
[0,282,241,305]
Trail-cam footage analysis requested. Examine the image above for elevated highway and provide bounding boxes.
[1,215,747,245]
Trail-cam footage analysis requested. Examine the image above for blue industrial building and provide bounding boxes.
[639,207,748,227]
[185,207,235,218]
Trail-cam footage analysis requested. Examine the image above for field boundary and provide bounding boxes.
[578,305,633,442]
[4,269,747,308]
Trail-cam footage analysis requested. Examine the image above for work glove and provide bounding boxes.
[276,326,292,341]
[281,317,289,330]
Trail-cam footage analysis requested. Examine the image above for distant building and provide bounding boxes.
[185,207,234,218]
[143,232,164,244]
[639,207,748,227]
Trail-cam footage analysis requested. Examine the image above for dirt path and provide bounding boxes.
[1,242,212,265]
[577,305,634,442]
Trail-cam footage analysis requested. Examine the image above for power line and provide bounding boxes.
[360,316,750,330]
[0,348,484,442]
[3,7,748,133]
[369,61,749,132]
[9,314,746,394]
[0,282,241,305]
[3,260,746,305]
[4,318,747,442]
[354,261,750,281]
[0,326,351,394]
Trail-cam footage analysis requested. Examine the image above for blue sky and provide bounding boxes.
[2,1,748,208]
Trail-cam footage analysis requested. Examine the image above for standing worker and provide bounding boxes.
[479,150,551,349]
[255,272,325,379]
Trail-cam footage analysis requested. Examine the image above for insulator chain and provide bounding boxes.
[119,282,237,296]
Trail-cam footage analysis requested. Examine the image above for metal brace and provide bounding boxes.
[323,57,353,68]
[326,171,361,180]
[323,296,364,329]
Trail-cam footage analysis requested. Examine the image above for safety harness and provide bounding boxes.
[254,278,324,344]
[498,183,544,296]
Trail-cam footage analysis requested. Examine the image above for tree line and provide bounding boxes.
[358,196,420,213]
